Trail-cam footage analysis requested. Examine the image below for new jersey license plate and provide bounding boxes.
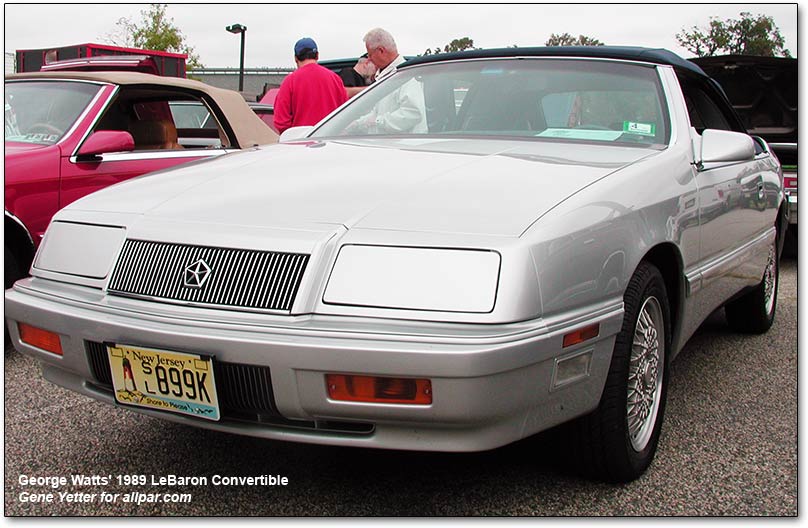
[106,343,220,421]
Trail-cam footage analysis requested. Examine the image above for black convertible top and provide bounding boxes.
[400,45,747,134]
[401,46,707,77]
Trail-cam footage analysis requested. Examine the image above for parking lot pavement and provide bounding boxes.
[3,257,797,516]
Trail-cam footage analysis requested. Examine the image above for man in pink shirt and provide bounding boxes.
[273,37,348,134]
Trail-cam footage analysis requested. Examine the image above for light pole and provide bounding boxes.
[226,23,247,92]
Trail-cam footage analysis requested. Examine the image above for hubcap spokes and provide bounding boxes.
[627,296,664,452]
[763,244,777,315]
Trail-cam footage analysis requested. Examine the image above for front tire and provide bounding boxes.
[782,226,796,258]
[725,237,778,334]
[5,245,22,290]
[572,261,671,482]
[5,245,22,344]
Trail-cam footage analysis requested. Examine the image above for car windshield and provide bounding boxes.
[313,58,670,147]
[5,80,102,145]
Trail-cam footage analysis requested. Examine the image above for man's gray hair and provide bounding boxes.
[363,28,397,53]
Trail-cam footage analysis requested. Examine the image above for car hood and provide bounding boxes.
[691,55,797,144]
[68,138,659,237]
[4,141,51,156]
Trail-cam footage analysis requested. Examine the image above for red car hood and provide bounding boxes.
[5,141,52,156]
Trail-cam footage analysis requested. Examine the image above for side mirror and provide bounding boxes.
[700,129,755,164]
[279,126,314,143]
[77,131,135,158]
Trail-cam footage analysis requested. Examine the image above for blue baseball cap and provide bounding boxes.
[294,37,318,56]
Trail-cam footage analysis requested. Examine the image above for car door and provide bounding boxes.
[59,86,230,210]
[683,78,776,308]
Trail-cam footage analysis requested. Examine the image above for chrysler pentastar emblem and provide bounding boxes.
[183,259,212,288]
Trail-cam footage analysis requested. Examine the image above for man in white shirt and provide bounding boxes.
[364,28,405,81]
[349,27,426,134]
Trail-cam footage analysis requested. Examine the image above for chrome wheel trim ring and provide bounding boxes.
[627,295,665,452]
[763,243,777,315]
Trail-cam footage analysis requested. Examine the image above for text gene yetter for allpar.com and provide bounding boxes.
[17,473,289,505]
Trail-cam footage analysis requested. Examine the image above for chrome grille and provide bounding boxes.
[108,240,309,312]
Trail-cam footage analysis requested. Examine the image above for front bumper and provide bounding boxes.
[5,278,622,452]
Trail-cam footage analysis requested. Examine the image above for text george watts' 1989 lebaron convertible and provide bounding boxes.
[6,47,786,482]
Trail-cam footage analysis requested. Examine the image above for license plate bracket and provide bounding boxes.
[106,343,220,421]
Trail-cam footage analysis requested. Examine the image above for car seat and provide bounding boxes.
[130,119,184,150]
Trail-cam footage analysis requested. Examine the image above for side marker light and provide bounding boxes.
[562,323,600,348]
[18,323,63,355]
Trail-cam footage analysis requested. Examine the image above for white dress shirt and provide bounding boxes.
[369,55,427,134]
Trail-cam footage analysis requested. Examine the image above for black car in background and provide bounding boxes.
[692,55,797,254]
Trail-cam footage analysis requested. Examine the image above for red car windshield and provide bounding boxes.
[5,80,102,145]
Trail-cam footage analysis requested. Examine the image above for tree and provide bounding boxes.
[102,4,203,68]
[676,12,791,57]
[443,37,477,53]
[545,33,604,46]
[421,37,477,56]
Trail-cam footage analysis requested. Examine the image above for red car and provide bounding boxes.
[5,70,278,287]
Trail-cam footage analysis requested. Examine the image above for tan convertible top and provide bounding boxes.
[7,71,279,147]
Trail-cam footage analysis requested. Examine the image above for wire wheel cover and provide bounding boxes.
[763,244,777,315]
[627,295,665,452]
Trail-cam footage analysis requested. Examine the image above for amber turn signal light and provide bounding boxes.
[562,323,599,348]
[326,374,432,405]
[18,323,63,355]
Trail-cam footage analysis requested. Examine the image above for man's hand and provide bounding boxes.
[345,111,379,134]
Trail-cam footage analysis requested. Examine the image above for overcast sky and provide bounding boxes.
[4,3,799,69]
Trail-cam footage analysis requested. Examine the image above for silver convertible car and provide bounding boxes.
[6,47,786,482]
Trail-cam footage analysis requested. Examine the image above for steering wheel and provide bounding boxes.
[28,123,63,136]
